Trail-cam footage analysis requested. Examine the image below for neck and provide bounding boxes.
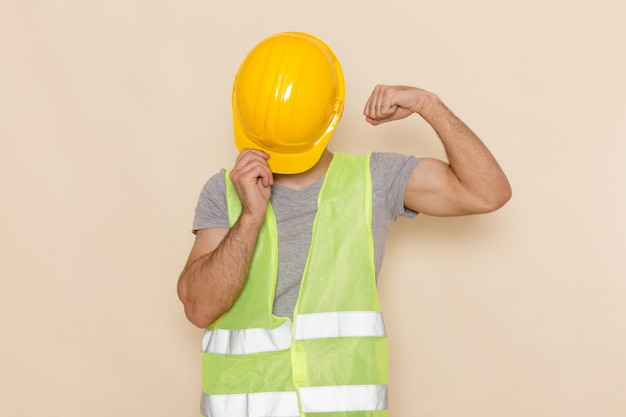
[274,149,333,191]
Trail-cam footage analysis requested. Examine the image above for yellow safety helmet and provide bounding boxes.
[232,32,345,174]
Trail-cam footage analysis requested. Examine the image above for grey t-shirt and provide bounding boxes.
[193,151,420,318]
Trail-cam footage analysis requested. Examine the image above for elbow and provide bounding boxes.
[179,296,220,329]
[481,181,512,213]
[179,288,221,328]
[183,305,217,329]
[177,280,219,328]
[495,180,513,209]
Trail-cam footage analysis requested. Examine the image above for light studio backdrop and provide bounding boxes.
[1,1,625,416]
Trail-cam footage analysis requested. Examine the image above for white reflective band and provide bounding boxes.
[300,384,388,413]
[202,321,292,355]
[200,391,299,417]
[294,311,386,340]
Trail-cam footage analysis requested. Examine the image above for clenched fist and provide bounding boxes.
[363,85,432,125]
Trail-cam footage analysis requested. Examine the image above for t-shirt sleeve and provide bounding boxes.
[192,169,230,233]
[370,151,421,221]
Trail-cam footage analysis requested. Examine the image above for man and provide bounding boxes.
[178,32,511,417]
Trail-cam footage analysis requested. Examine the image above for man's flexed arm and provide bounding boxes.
[364,85,511,216]
[177,150,273,328]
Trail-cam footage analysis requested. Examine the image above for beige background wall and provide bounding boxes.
[1,1,625,416]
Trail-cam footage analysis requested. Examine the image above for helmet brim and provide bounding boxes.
[233,113,340,174]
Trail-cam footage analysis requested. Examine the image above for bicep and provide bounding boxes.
[403,157,477,217]
[184,228,230,269]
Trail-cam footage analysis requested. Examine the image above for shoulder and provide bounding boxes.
[199,169,227,199]
[370,151,420,180]
[369,152,421,219]
[193,169,229,232]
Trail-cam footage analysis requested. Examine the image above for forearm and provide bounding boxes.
[178,214,263,328]
[418,92,511,210]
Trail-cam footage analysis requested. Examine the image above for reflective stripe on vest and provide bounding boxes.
[201,311,386,355]
[201,385,387,416]
[201,391,299,417]
[295,311,386,340]
[300,385,388,413]
[202,321,292,355]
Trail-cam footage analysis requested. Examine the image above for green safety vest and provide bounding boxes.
[200,152,388,417]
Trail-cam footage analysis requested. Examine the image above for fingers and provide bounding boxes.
[232,149,273,187]
[234,148,270,168]
[363,85,420,125]
[230,149,273,218]
[363,85,397,124]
